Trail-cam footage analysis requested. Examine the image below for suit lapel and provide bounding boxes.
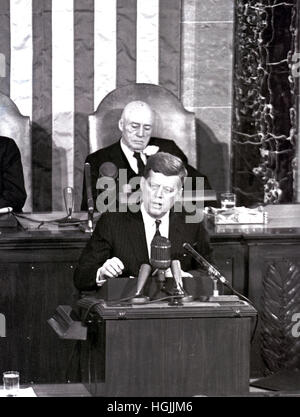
[108,141,135,176]
[169,211,185,255]
[126,210,149,264]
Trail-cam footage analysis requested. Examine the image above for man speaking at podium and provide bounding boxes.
[74,152,211,292]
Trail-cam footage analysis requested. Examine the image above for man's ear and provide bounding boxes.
[118,118,123,132]
[175,186,183,202]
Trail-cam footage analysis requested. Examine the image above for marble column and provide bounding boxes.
[181,0,234,196]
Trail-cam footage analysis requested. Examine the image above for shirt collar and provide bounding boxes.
[120,139,134,158]
[120,139,147,167]
[140,203,170,225]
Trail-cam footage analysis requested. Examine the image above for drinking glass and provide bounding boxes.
[3,371,19,396]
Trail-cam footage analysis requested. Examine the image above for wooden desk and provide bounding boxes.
[207,204,300,377]
[79,298,256,397]
[32,383,91,397]
[2,205,299,384]
[0,214,90,384]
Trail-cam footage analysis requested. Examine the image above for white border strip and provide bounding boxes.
[10,0,33,119]
[52,0,75,209]
[136,0,159,84]
[94,0,117,110]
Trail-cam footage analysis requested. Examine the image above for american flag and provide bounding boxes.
[0,0,182,211]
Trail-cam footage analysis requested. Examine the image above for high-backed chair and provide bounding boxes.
[0,93,32,212]
[88,83,197,167]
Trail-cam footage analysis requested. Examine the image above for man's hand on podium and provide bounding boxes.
[96,257,124,286]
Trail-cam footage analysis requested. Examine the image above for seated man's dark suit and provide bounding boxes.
[81,137,211,210]
[74,209,211,292]
[0,137,26,212]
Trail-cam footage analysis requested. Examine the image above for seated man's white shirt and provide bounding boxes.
[120,139,147,174]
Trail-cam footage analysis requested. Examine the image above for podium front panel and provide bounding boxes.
[80,299,256,397]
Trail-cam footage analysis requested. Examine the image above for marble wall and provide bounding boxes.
[181,0,234,195]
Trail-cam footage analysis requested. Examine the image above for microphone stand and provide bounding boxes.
[55,187,81,226]
[80,162,95,233]
[183,242,239,302]
[87,208,94,233]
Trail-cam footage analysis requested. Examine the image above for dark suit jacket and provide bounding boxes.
[74,209,211,291]
[81,137,211,210]
[0,137,26,212]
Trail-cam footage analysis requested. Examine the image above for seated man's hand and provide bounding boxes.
[97,257,125,285]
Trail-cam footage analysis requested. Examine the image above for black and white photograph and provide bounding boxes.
[0,0,299,404]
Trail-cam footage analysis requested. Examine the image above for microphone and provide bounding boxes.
[130,264,152,304]
[97,162,118,187]
[150,235,171,284]
[64,186,74,219]
[96,162,119,212]
[170,260,194,304]
[183,242,244,302]
[84,162,94,232]
[56,187,80,226]
[182,242,229,286]
[85,163,94,212]
[170,260,184,294]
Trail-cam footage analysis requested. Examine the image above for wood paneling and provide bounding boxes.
[81,301,254,397]
[0,230,89,384]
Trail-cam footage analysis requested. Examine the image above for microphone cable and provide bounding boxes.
[14,212,87,229]
[222,281,259,344]
[183,242,259,344]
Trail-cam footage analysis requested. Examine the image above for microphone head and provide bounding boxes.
[63,186,74,216]
[135,264,151,296]
[150,236,171,270]
[99,162,118,179]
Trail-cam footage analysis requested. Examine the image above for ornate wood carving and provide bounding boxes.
[261,258,300,373]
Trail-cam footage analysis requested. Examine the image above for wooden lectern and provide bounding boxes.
[78,297,256,397]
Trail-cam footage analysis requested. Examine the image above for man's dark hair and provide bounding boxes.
[143,152,187,185]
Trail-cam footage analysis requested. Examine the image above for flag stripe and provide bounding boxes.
[52,0,75,210]
[159,0,182,98]
[10,0,33,212]
[74,0,94,211]
[32,0,52,211]
[10,0,33,120]
[94,0,117,110]
[2,1,182,212]
[0,0,10,96]
[136,0,159,84]
[116,0,137,87]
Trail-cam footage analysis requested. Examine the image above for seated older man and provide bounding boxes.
[81,100,211,211]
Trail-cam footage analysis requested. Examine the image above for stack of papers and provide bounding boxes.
[0,387,37,397]
[205,206,267,224]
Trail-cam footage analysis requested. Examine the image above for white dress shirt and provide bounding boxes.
[140,203,169,258]
[120,139,147,174]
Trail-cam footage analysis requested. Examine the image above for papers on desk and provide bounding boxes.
[205,206,267,224]
[0,387,37,397]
